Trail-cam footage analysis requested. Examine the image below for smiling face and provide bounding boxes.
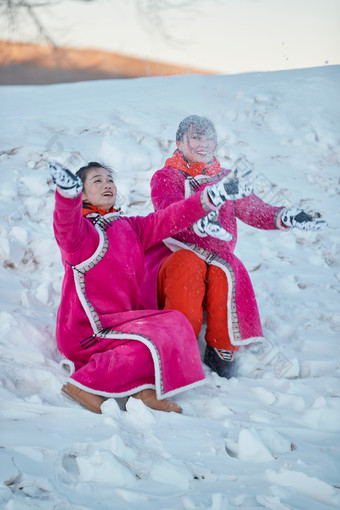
[176,125,217,164]
[82,167,117,211]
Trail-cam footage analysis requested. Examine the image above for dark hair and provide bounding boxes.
[76,161,115,185]
[176,115,217,142]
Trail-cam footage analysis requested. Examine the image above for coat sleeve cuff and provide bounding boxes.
[200,187,219,212]
[275,207,291,230]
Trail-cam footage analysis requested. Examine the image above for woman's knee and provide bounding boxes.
[162,250,206,278]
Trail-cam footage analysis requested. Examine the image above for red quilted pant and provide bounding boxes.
[157,249,237,351]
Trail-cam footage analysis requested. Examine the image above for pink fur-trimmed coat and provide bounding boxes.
[150,165,287,346]
[53,189,215,399]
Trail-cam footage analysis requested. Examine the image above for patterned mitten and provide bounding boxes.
[193,211,234,241]
[207,171,253,207]
[280,208,327,231]
[49,160,82,196]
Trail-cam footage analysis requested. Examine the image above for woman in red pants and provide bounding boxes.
[151,115,325,378]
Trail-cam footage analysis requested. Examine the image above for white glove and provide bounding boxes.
[281,208,327,231]
[207,171,253,207]
[49,160,82,196]
[193,211,234,241]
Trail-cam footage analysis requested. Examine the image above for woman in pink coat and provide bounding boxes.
[150,115,325,379]
[50,160,239,414]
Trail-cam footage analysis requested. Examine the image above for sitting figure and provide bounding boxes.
[50,159,247,413]
[150,115,326,378]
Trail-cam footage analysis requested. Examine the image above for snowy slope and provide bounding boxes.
[0,66,340,510]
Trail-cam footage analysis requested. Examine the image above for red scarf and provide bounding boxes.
[82,202,118,217]
[165,149,221,177]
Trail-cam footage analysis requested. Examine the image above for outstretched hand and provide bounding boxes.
[281,208,327,231]
[49,161,83,196]
[207,170,253,207]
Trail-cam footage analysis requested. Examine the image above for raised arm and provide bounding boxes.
[135,171,254,250]
[50,161,91,258]
[132,188,216,250]
[53,191,89,256]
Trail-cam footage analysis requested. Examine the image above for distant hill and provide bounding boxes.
[0,40,212,85]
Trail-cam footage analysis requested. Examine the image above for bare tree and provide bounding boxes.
[137,0,200,43]
[0,0,64,46]
[0,0,200,83]
[1,0,199,46]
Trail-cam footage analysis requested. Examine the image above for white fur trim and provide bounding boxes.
[66,377,206,401]
[59,358,76,376]
[65,378,157,399]
[72,225,106,333]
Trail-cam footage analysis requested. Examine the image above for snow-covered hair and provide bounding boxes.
[176,115,217,142]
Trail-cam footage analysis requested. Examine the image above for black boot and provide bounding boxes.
[204,345,237,378]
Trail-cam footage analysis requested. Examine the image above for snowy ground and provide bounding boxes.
[0,66,340,509]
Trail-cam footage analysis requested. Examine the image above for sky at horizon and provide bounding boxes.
[1,0,339,74]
